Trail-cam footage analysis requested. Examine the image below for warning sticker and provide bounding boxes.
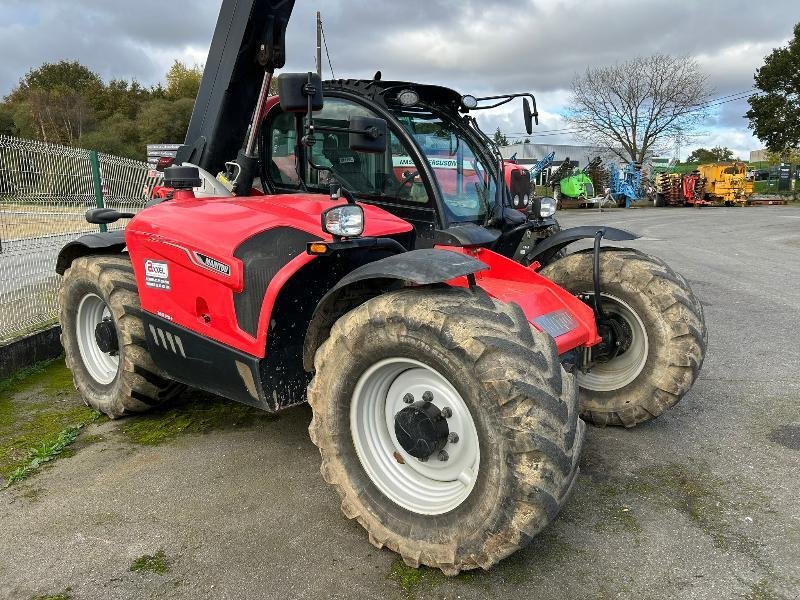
[144,259,170,290]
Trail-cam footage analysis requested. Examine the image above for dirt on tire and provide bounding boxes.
[539,248,707,427]
[306,287,584,574]
[59,255,183,418]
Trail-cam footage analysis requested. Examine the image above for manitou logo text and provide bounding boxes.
[194,253,231,276]
[144,260,170,290]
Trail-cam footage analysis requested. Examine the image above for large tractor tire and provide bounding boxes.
[307,287,584,574]
[59,255,184,418]
[539,249,706,427]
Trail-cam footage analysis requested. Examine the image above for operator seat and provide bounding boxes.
[322,148,375,193]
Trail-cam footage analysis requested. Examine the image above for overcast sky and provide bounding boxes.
[1,0,796,159]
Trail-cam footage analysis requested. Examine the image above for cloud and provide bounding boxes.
[0,0,794,156]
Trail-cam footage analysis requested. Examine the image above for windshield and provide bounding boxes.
[391,107,497,223]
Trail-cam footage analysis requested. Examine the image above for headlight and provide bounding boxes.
[321,204,364,237]
[539,197,557,217]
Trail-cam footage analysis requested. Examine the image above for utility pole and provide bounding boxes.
[316,11,322,79]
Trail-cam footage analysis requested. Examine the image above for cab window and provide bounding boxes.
[268,110,301,187]
[303,98,431,205]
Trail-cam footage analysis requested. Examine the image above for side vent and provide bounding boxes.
[149,325,187,358]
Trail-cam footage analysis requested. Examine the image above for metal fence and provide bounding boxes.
[0,135,162,343]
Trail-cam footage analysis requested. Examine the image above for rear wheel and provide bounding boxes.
[307,287,583,574]
[59,255,184,417]
[539,249,706,427]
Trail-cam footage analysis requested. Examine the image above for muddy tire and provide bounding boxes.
[59,255,184,418]
[539,249,707,427]
[307,287,583,574]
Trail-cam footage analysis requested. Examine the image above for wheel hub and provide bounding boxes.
[94,318,119,355]
[394,400,449,460]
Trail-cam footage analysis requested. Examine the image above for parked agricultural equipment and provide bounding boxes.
[696,162,753,205]
[550,157,603,208]
[53,0,707,575]
[608,162,645,207]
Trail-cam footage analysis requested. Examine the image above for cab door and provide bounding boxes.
[261,99,439,248]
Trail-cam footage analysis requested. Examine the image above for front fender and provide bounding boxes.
[526,225,638,266]
[302,249,488,371]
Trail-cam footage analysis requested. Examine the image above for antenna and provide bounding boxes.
[316,11,322,80]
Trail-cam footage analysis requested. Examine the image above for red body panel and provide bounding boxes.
[125,192,414,357]
[442,246,601,354]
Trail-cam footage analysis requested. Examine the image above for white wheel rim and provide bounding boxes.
[578,293,649,392]
[350,358,480,515]
[75,293,119,385]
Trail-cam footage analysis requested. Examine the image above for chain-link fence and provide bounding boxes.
[0,135,162,343]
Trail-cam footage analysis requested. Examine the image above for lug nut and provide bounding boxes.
[441,407,452,418]
[417,455,428,463]
[403,393,414,404]
[422,391,433,403]
[438,450,449,462]
[448,432,459,444]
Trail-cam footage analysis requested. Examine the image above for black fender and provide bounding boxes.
[526,225,638,266]
[302,248,488,371]
[55,230,127,275]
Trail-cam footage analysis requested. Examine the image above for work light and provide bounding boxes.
[321,204,364,238]
[539,197,557,217]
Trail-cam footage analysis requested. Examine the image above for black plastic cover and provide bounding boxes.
[349,116,388,154]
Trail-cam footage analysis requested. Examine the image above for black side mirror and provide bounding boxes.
[523,98,534,135]
[349,116,388,154]
[278,72,323,112]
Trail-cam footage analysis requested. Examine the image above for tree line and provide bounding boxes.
[0,60,203,160]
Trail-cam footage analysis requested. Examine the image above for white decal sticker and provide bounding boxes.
[145,260,170,290]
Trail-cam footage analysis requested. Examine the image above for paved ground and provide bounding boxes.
[1,206,799,600]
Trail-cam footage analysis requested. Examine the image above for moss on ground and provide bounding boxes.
[0,358,98,483]
[121,391,277,446]
[30,591,71,600]
[130,549,170,575]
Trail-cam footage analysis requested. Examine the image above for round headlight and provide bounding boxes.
[461,95,478,109]
[322,204,364,237]
[539,197,557,217]
[397,89,420,107]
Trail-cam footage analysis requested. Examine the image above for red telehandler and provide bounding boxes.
[55,0,706,574]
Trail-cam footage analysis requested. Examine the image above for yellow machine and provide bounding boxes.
[696,162,753,205]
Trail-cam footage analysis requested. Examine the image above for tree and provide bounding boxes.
[567,54,711,164]
[746,23,800,153]
[686,146,735,163]
[493,127,509,147]
[4,61,103,145]
[165,61,203,100]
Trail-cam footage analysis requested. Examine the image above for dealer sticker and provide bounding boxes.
[144,259,170,290]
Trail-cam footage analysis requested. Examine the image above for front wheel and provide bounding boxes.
[307,288,583,574]
[539,249,707,427]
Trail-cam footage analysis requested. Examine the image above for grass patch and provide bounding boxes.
[4,425,83,486]
[0,358,99,484]
[30,593,71,600]
[130,549,170,575]
[121,392,276,446]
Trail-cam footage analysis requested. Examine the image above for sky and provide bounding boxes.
[0,0,795,160]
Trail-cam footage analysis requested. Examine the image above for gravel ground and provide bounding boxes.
[1,206,798,600]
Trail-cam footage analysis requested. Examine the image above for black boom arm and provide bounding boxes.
[176,0,295,176]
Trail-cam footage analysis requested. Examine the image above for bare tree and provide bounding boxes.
[567,55,711,164]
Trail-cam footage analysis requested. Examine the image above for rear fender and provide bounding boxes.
[302,249,487,371]
[526,225,638,266]
[55,230,126,275]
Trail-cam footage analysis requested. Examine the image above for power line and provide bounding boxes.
[502,88,760,139]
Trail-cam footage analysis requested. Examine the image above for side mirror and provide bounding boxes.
[523,98,534,135]
[349,116,388,154]
[278,72,323,112]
